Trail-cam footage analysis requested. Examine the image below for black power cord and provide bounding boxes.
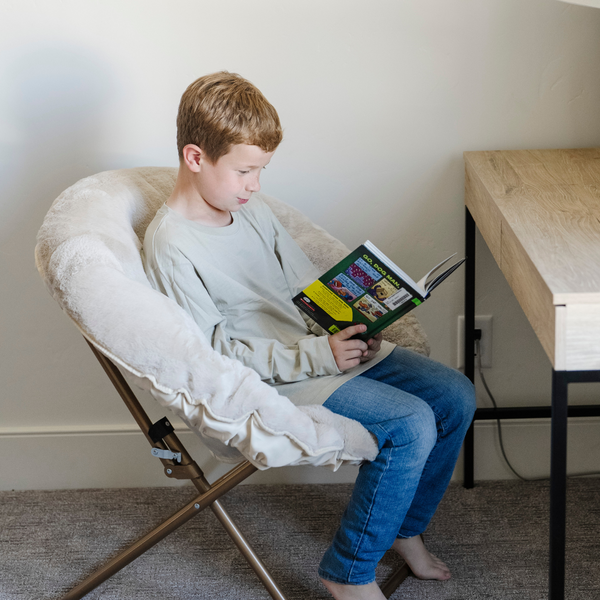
[474,337,600,481]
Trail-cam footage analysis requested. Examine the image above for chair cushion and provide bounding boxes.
[35,167,428,469]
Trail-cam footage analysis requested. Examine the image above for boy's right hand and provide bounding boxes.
[328,324,369,371]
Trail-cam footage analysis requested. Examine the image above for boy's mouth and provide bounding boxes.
[237,197,250,204]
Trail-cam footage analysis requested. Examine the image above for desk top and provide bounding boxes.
[464,148,600,371]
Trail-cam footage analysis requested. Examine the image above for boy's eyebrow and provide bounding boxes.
[238,163,269,169]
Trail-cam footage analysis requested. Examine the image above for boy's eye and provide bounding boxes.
[239,170,249,175]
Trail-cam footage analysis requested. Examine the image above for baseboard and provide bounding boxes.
[0,424,363,491]
[1,418,599,491]
[464,416,600,481]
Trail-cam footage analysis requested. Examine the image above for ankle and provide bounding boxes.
[320,577,386,600]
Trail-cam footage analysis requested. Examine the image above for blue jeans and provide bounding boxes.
[318,346,476,585]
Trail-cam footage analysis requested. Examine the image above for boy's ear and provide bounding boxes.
[181,144,203,173]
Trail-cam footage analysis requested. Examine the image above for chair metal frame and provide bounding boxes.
[60,339,410,599]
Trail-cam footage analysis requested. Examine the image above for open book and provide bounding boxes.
[293,240,465,341]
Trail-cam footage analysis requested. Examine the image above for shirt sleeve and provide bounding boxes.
[262,204,332,337]
[145,257,340,385]
[268,208,321,298]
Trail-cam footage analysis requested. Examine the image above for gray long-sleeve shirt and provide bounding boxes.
[142,194,393,406]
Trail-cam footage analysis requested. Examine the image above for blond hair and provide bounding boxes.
[176,71,283,163]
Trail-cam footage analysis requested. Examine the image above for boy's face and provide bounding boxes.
[195,143,274,217]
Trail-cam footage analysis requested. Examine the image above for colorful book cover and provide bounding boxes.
[293,241,464,341]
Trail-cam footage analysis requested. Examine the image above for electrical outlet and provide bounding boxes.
[457,315,493,369]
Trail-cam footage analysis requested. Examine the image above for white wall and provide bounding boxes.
[2,0,600,491]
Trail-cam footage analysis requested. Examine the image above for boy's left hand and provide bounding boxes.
[360,333,383,362]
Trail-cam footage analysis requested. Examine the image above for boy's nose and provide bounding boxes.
[247,175,261,192]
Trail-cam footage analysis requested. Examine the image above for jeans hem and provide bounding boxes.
[396,530,423,539]
[318,568,376,586]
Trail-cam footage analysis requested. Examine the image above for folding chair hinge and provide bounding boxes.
[151,447,182,463]
[163,463,204,480]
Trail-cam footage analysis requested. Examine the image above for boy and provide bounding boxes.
[143,72,475,600]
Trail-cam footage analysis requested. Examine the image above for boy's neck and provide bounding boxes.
[167,171,233,228]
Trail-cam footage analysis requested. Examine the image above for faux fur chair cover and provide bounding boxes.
[35,167,430,470]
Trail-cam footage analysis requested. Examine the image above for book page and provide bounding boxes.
[416,253,457,292]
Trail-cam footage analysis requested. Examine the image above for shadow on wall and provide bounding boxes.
[0,43,115,248]
[0,45,118,420]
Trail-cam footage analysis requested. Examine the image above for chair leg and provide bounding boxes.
[169,458,288,598]
[61,460,258,600]
[381,533,430,597]
[380,561,411,598]
[209,499,288,600]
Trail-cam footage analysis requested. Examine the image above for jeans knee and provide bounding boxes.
[384,403,437,458]
[446,371,477,430]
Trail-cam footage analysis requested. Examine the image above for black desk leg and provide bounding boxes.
[549,370,568,600]
[464,207,476,489]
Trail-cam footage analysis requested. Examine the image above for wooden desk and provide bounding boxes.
[463,148,600,600]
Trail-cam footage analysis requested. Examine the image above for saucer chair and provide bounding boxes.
[35,167,430,599]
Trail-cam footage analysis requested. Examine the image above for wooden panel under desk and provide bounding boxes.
[464,148,600,371]
[501,217,556,365]
[464,152,505,264]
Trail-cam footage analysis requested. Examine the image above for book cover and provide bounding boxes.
[293,241,464,341]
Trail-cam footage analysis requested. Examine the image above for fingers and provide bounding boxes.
[335,323,367,340]
[346,347,367,359]
[329,324,375,370]
[360,349,377,362]
[331,330,368,352]
[344,358,362,369]
[366,333,382,352]
[360,332,383,362]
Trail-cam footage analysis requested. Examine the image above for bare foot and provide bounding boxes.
[392,535,451,580]
[320,578,386,600]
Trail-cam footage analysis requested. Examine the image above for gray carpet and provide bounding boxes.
[1,479,599,599]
